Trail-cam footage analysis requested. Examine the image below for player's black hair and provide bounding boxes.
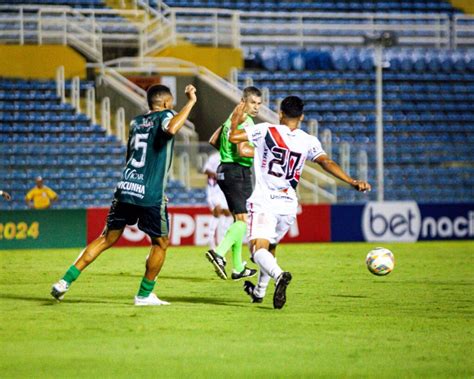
[280,96,304,118]
[242,86,262,99]
[147,84,172,109]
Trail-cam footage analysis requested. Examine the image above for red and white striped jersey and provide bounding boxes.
[244,122,326,214]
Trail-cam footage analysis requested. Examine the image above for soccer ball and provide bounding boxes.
[366,247,394,276]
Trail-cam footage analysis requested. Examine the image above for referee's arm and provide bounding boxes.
[209,126,222,150]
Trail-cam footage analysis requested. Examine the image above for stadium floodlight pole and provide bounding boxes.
[374,45,384,202]
[365,31,397,202]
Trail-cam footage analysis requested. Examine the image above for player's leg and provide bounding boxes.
[74,228,123,270]
[212,165,254,277]
[134,202,170,306]
[208,206,221,250]
[206,186,220,250]
[270,215,295,309]
[217,208,232,244]
[228,167,254,275]
[215,189,232,245]
[51,200,132,301]
[245,212,293,309]
[247,242,277,302]
[205,165,238,279]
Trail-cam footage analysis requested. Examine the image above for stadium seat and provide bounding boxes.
[240,47,474,203]
[0,78,205,210]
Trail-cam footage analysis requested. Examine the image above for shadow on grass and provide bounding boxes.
[90,273,209,283]
[163,295,247,308]
[0,293,131,306]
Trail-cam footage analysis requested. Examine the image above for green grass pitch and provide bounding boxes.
[1,241,472,378]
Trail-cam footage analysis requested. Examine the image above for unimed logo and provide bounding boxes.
[362,202,421,242]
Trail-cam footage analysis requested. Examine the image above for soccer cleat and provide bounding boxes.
[51,279,69,301]
[231,266,257,281]
[273,272,292,309]
[243,281,263,303]
[134,293,170,306]
[205,249,227,280]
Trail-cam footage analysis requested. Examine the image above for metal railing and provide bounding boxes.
[161,8,454,49]
[0,5,103,60]
[453,15,474,48]
[1,5,472,61]
[95,56,279,123]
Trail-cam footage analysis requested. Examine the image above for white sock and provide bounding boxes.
[254,267,271,298]
[217,215,233,244]
[253,248,283,280]
[209,216,219,250]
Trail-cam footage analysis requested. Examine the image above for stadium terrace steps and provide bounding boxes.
[0,78,205,210]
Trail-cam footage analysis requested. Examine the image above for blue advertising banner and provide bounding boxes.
[330,204,364,242]
[331,202,474,242]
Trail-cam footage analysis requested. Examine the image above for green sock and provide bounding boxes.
[137,277,156,298]
[62,265,81,285]
[215,220,245,258]
[230,221,246,273]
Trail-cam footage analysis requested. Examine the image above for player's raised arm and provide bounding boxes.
[209,126,222,150]
[166,85,197,136]
[228,102,249,144]
[314,154,372,192]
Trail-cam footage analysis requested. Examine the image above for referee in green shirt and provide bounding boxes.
[206,86,262,280]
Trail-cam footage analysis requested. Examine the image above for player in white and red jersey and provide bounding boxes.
[229,96,371,309]
[203,151,232,250]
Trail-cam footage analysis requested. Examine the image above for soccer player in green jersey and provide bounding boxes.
[205,86,262,280]
[51,84,197,306]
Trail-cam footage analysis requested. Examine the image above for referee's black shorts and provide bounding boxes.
[217,162,253,215]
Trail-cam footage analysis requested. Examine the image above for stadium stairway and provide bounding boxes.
[0,78,207,210]
[239,48,474,204]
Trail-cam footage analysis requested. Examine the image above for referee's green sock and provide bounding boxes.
[215,220,246,261]
[62,265,81,285]
[230,221,246,273]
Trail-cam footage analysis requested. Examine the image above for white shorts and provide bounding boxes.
[206,185,228,210]
[247,210,295,245]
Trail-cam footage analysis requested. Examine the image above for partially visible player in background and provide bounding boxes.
[0,190,11,201]
[229,96,371,309]
[25,176,58,209]
[51,84,197,306]
[203,151,233,250]
[205,86,262,281]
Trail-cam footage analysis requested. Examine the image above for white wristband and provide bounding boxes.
[0,190,3,196]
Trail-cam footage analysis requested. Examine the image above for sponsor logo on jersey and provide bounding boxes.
[124,168,144,182]
[117,181,145,198]
[140,118,154,128]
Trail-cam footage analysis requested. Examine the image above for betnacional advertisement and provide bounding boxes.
[331,202,474,242]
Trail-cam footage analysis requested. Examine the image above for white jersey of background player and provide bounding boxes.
[203,151,232,250]
[229,96,371,309]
